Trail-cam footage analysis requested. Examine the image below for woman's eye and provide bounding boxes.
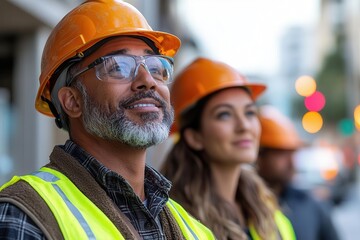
[245,109,257,117]
[216,111,231,120]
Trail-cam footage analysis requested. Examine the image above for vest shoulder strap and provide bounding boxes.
[166,198,215,240]
[249,210,296,240]
[275,210,296,240]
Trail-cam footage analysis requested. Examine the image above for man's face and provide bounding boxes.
[257,148,296,186]
[74,37,174,148]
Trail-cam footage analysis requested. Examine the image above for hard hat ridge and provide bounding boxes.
[259,105,303,150]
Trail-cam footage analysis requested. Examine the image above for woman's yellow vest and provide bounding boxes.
[249,210,296,240]
[0,167,214,240]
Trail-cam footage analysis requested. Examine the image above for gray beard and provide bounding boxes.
[75,82,174,149]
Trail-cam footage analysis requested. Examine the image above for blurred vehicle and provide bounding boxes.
[292,143,352,206]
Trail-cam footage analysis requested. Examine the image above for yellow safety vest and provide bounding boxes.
[249,210,296,240]
[0,167,215,240]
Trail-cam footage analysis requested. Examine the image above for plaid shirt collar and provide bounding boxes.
[60,139,171,237]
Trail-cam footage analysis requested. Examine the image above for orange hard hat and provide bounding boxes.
[259,105,303,150]
[171,57,266,133]
[35,0,181,117]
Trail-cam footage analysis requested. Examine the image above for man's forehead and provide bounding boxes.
[97,37,154,54]
[102,37,151,50]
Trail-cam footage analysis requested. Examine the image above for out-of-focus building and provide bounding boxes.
[0,0,83,184]
[278,26,318,118]
[275,0,359,207]
[317,0,360,143]
[341,0,360,112]
[318,0,360,116]
[315,0,360,157]
[278,0,359,135]
[340,0,360,177]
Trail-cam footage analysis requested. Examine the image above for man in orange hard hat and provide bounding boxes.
[256,105,339,240]
[0,1,214,239]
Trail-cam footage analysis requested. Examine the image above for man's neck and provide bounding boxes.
[72,134,147,200]
[267,182,285,197]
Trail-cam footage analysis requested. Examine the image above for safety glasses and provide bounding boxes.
[70,54,174,84]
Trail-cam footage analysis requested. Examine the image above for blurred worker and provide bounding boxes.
[0,1,215,239]
[161,58,295,240]
[256,105,340,240]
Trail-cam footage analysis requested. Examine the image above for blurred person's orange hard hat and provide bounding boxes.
[35,0,181,117]
[259,105,303,150]
[171,57,266,133]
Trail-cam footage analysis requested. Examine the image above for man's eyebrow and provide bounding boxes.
[108,49,128,55]
[107,48,156,56]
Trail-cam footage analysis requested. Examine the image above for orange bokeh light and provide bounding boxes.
[302,111,323,133]
[354,105,360,131]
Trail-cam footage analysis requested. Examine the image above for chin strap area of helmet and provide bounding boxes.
[41,96,63,129]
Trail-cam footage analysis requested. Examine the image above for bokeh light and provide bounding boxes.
[354,105,360,131]
[295,75,317,97]
[338,118,354,136]
[302,111,323,133]
[304,91,326,111]
[321,169,338,181]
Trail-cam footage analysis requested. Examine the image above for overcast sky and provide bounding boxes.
[180,0,320,75]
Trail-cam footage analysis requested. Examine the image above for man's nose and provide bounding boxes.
[131,64,157,91]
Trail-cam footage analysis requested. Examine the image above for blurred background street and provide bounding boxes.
[332,170,360,240]
[0,0,360,238]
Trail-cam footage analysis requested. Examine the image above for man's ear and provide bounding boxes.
[183,128,204,151]
[57,87,82,118]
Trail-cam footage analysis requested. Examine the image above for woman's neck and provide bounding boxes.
[210,163,242,203]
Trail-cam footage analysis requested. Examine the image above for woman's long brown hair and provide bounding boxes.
[161,90,278,239]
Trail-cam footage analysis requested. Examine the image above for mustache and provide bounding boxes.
[120,91,168,109]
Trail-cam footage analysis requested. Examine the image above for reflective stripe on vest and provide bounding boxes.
[1,167,215,240]
[249,210,296,240]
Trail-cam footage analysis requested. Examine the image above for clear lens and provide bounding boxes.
[94,55,173,83]
[96,56,134,82]
[145,56,171,82]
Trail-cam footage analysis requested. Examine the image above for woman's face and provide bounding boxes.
[191,88,261,166]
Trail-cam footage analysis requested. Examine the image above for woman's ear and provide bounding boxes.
[57,87,82,118]
[184,128,204,151]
